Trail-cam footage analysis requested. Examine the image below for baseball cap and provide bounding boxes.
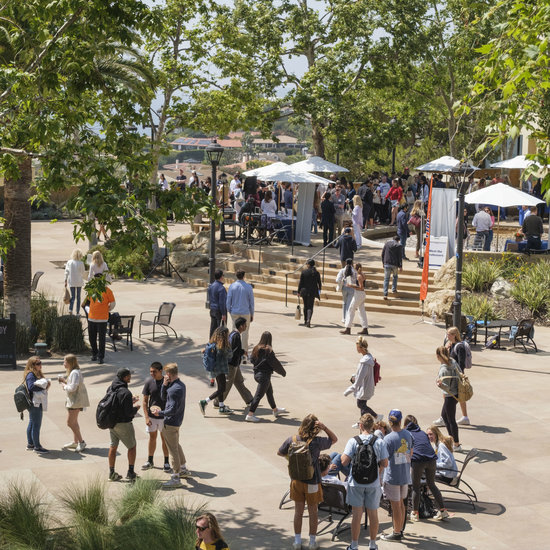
[117,368,131,380]
[388,409,402,422]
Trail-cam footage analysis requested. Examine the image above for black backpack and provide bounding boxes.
[351,435,379,484]
[14,383,33,420]
[96,388,119,430]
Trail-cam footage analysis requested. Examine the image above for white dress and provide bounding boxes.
[352,205,363,248]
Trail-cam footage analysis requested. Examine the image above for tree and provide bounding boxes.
[207,0,383,159]
[463,0,550,193]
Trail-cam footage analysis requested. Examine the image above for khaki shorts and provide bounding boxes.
[290,480,324,506]
[109,422,136,449]
[383,482,408,502]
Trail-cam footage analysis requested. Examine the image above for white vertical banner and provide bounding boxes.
[430,188,457,259]
[294,182,316,246]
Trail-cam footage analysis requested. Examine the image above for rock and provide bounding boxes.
[169,250,209,271]
[171,234,194,246]
[216,241,232,254]
[192,230,211,249]
[423,289,456,320]
[434,257,456,290]
[491,277,513,297]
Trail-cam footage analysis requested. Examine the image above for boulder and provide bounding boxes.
[434,257,456,290]
[171,234,194,247]
[491,277,513,297]
[192,230,211,249]
[423,289,456,320]
[169,250,209,272]
[216,241,232,254]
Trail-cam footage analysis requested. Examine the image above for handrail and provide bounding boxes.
[284,235,340,307]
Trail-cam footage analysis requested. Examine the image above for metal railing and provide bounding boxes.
[284,235,341,307]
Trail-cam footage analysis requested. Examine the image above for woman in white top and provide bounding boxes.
[88,250,110,281]
[341,263,368,335]
[59,354,89,452]
[343,336,380,425]
[335,259,356,324]
[261,190,277,218]
[64,249,85,314]
[351,195,363,248]
[427,425,458,482]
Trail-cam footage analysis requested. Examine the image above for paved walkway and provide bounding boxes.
[1,220,549,549]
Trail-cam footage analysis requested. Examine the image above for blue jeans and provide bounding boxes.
[69,286,81,313]
[398,232,407,257]
[383,266,399,295]
[329,451,351,479]
[342,286,354,322]
[484,229,493,251]
[27,404,43,448]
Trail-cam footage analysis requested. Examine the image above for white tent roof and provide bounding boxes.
[242,161,289,178]
[464,182,544,207]
[290,156,349,173]
[245,163,331,184]
[490,155,542,169]
[416,155,479,173]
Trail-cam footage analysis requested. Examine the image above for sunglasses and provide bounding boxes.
[196,524,208,532]
[35,361,42,365]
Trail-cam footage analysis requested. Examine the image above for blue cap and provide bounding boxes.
[388,409,402,422]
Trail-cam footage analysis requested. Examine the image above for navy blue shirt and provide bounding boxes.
[160,378,186,427]
[396,209,408,236]
[405,422,436,462]
[208,280,227,315]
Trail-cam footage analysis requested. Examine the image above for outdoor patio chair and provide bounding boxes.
[110,314,135,352]
[139,302,177,341]
[435,448,478,510]
[513,318,537,353]
[317,482,354,541]
[31,271,44,294]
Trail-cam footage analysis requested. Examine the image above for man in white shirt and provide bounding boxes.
[230,172,241,194]
[472,207,493,251]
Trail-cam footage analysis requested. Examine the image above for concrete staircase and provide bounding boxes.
[182,246,438,317]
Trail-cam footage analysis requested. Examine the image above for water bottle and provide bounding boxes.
[432,313,437,325]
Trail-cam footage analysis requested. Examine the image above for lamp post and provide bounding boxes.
[205,139,225,284]
[390,116,397,175]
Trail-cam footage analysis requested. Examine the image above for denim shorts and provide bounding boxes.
[346,483,381,510]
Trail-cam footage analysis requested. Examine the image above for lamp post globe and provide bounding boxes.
[205,139,224,284]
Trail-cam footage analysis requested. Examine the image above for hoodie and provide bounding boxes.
[109,378,138,424]
[405,422,436,462]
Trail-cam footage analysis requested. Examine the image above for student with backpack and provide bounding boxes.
[340,413,389,550]
[447,326,472,425]
[199,326,234,416]
[212,317,253,409]
[344,336,381,427]
[103,368,140,482]
[278,414,338,550]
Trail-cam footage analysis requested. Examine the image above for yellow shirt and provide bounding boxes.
[196,540,229,550]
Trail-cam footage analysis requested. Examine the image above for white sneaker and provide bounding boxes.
[351,422,359,429]
[75,441,86,452]
[245,414,260,423]
[162,476,182,488]
[179,467,192,478]
[433,417,445,426]
[63,442,77,450]
[434,509,449,520]
[273,407,287,417]
[292,543,302,550]
[453,444,462,453]
[409,511,419,522]
[457,416,470,425]
[308,542,320,550]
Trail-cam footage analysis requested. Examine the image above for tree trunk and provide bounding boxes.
[3,156,32,326]
[312,122,325,158]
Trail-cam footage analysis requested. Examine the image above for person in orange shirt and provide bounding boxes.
[87,274,116,364]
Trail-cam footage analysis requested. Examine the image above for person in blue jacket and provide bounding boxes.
[23,356,51,453]
[404,414,449,522]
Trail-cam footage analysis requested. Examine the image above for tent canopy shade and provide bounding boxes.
[290,156,349,173]
[416,155,479,173]
[242,161,289,178]
[489,155,543,169]
[464,182,544,207]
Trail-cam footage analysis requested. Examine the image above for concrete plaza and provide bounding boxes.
[1,219,549,549]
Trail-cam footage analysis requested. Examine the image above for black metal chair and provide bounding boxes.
[139,302,177,341]
[31,271,44,294]
[513,318,537,352]
[110,315,135,351]
[317,482,353,541]
[445,312,477,345]
[436,448,478,510]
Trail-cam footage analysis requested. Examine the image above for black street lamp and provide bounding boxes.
[205,139,224,284]
[390,116,397,175]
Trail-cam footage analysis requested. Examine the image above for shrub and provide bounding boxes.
[87,244,151,279]
[510,260,550,316]
[462,257,504,292]
[31,293,59,345]
[15,321,36,357]
[462,294,498,321]
[51,315,87,353]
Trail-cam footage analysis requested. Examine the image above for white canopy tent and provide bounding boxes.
[245,164,331,248]
[490,155,542,170]
[416,156,479,173]
[242,161,289,178]
[290,156,349,173]
[465,183,544,250]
